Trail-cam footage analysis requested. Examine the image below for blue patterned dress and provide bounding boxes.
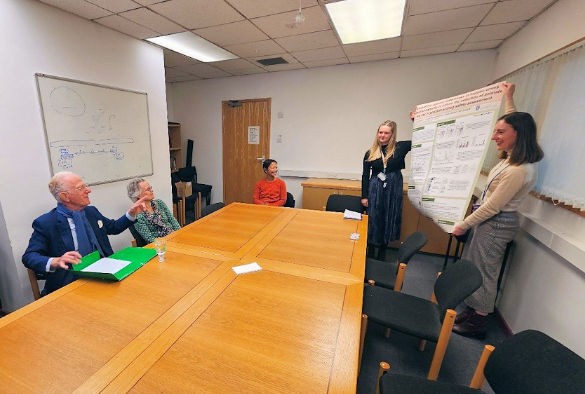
[362,141,412,246]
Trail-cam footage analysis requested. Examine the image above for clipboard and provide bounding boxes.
[72,247,157,281]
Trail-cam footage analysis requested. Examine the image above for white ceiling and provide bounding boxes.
[39,0,558,82]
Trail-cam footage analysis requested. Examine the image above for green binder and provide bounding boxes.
[72,247,157,281]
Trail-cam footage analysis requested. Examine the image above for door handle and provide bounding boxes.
[256,156,265,162]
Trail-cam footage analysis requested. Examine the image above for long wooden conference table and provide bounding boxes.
[0,203,367,393]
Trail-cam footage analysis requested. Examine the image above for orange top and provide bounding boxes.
[253,178,287,206]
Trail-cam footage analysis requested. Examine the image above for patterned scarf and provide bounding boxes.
[142,200,173,238]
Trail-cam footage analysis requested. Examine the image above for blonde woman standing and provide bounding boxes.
[361,121,412,260]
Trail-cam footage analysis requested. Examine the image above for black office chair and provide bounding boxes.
[377,329,585,393]
[178,166,212,206]
[129,225,148,247]
[177,167,201,220]
[361,259,483,381]
[325,194,363,213]
[284,192,295,208]
[365,231,428,291]
[200,202,225,218]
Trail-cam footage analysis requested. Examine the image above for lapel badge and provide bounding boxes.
[97,220,103,228]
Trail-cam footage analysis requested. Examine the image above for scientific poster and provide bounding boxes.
[408,83,505,233]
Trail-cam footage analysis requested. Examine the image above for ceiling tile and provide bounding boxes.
[342,38,401,57]
[230,68,268,76]
[262,63,306,72]
[400,44,460,58]
[408,0,496,15]
[94,14,159,39]
[251,6,331,39]
[165,67,191,77]
[274,30,339,53]
[149,0,244,30]
[481,0,555,25]
[132,0,165,5]
[173,63,223,75]
[402,28,473,51]
[249,53,299,66]
[167,75,203,82]
[403,4,493,35]
[211,58,257,71]
[194,21,269,47]
[348,52,400,63]
[225,40,285,58]
[291,46,346,62]
[303,58,349,68]
[466,21,525,42]
[171,63,234,78]
[458,40,502,51]
[120,8,185,35]
[86,0,141,13]
[225,0,318,19]
[39,0,111,19]
[163,50,201,67]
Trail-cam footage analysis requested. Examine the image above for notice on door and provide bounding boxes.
[408,82,505,233]
[248,126,260,144]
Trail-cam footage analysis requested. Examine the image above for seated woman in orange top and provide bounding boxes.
[253,159,287,206]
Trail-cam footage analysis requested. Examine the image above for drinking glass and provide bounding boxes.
[154,238,166,262]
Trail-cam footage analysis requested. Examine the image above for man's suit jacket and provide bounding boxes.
[22,206,133,295]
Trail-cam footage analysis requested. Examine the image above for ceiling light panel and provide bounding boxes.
[148,32,238,63]
[326,0,406,44]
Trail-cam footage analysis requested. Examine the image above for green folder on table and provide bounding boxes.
[72,247,157,281]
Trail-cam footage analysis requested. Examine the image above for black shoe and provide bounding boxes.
[452,312,487,340]
[455,306,474,325]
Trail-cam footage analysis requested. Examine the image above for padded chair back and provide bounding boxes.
[485,330,585,394]
[397,231,428,263]
[325,194,363,213]
[171,172,181,201]
[433,259,482,321]
[200,202,225,217]
[129,225,148,247]
[178,166,197,183]
[284,192,295,208]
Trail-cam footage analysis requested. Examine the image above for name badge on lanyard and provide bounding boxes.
[379,149,387,187]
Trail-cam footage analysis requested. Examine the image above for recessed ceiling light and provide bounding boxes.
[147,31,237,63]
[326,0,406,45]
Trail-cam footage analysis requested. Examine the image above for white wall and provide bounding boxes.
[491,0,585,357]
[168,50,496,205]
[0,0,171,311]
[492,0,585,80]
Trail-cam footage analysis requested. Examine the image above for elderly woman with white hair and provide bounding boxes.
[127,178,180,243]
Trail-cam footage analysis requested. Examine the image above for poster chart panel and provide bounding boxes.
[36,74,153,185]
[408,83,505,233]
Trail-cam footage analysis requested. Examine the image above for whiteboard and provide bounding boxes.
[36,74,153,185]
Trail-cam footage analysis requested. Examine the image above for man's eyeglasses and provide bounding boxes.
[71,184,88,192]
[144,186,153,192]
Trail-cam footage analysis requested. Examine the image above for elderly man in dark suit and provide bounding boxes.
[23,171,148,295]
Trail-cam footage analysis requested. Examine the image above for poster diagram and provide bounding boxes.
[408,83,505,233]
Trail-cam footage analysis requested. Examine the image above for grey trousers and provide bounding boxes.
[462,211,519,313]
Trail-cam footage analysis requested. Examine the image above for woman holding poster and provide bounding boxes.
[451,84,544,339]
[361,121,412,260]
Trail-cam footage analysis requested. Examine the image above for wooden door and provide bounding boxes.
[222,98,271,204]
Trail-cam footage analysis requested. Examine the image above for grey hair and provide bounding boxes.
[48,171,76,202]
[127,178,146,202]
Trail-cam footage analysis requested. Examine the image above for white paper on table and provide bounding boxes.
[232,262,262,275]
[81,258,130,274]
[343,209,362,220]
